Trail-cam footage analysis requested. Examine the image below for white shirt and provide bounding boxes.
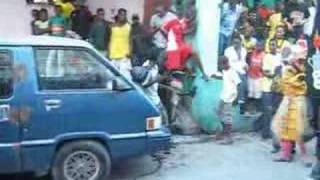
[304,6,316,36]
[142,63,161,106]
[150,12,177,48]
[220,69,241,103]
[224,46,248,74]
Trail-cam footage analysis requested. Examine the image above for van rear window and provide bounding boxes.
[0,52,13,99]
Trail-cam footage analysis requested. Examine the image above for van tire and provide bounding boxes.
[51,141,111,180]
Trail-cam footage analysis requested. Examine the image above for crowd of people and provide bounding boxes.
[30,0,320,178]
[216,0,320,177]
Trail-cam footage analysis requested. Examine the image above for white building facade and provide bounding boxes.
[0,0,145,38]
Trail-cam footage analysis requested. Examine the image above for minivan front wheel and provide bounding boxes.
[52,141,111,180]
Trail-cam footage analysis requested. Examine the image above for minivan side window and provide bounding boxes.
[0,52,13,98]
[35,49,114,91]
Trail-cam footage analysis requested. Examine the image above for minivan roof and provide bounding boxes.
[0,36,94,49]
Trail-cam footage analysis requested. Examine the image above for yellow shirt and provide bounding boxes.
[266,13,284,38]
[241,36,257,53]
[265,38,290,53]
[54,1,75,18]
[109,23,131,60]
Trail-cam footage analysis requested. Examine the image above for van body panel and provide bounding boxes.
[0,37,171,175]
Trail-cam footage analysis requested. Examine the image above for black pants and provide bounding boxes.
[312,97,320,157]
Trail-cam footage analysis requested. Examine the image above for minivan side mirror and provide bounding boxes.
[112,77,133,91]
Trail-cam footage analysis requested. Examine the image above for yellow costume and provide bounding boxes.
[272,65,308,142]
[266,13,284,38]
[54,0,75,18]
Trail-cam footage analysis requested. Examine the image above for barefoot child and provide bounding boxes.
[213,56,241,144]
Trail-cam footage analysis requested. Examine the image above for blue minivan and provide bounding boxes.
[0,36,171,180]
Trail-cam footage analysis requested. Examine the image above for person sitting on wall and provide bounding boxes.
[31,9,40,35]
[53,0,75,25]
[34,8,50,35]
[49,5,67,37]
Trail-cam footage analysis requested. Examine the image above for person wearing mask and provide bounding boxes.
[272,48,311,167]
[71,2,92,40]
[108,8,132,79]
[34,8,49,35]
[89,8,109,55]
[224,36,248,114]
[49,5,66,37]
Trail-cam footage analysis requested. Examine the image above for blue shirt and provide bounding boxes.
[220,3,241,36]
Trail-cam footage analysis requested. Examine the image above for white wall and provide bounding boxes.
[196,0,222,75]
[0,0,53,38]
[0,0,145,38]
[86,0,145,22]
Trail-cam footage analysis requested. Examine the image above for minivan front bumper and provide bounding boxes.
[146,127,171,154]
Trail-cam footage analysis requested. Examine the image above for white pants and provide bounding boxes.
[111,58,132,80]
[248,77,262,99]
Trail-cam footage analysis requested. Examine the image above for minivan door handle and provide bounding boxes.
[44,99,62,111]
[0,105,10,122]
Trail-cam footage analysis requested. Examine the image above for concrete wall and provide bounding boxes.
[0,0,145,38]
[0,0,52,38]
[86,0,145,22]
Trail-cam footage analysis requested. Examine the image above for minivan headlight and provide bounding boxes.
[146,116,161,131]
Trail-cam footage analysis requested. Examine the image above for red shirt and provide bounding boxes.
[258,6,273,20]
[162,18,186,47]
[248,50,265,79]
[163,18,193,71]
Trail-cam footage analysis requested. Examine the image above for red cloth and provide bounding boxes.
[258,6,273,20]
[163,18,193,71]
[162,19,186,47]
[314,33,320,49]
[248,51,265,79]
[165,44,193,71]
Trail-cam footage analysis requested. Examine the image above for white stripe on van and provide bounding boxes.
[0,130,165,148]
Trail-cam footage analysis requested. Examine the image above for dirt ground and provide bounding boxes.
[0,134,316,180]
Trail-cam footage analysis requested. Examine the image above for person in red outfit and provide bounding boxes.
[247,41,265,113]
[161,15,206,78]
